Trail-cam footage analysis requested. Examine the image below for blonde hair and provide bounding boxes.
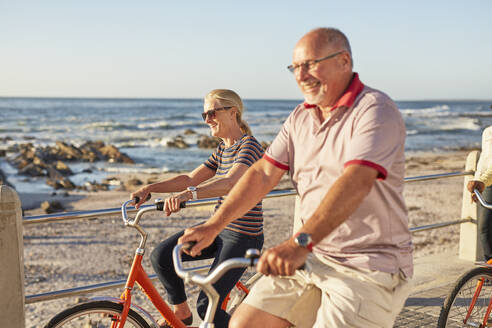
[204,89,252,135]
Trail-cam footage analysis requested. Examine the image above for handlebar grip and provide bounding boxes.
[134,193,152,205]
[154,200,186,211]
[156,199,164,211]
[182,241,197,251]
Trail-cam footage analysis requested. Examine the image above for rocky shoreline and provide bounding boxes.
[8,141,134,189]
[2,132,265,212]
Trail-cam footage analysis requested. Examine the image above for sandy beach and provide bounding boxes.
[21,149,475,327]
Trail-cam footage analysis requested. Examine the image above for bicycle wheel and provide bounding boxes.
[226,272,263,314]
[44,300,150,328]
[438,266,492,328]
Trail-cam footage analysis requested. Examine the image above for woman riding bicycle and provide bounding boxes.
[131,89,264,328]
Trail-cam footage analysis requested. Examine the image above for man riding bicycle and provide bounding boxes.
[180,27,414,328]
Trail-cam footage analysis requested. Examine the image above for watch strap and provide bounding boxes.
[187,186,198,200]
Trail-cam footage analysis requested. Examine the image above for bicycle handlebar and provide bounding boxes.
[121,195,186,226]
[173,243,260,286]
[474,189,492,209]
[120,196,189,251]
[172,243,260,324]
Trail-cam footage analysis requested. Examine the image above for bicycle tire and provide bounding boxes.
[437,266,492,328]
[226,272,263,314]
[44,300,150,328]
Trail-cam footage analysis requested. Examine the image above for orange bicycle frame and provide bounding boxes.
[110,250,249,328]
[114,252,188,328]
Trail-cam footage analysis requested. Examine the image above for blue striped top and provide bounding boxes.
[204,134,264,236]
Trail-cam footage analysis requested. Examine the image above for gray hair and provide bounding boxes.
[308,27,353,68]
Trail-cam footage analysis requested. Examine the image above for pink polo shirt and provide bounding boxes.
[265,73,413,277]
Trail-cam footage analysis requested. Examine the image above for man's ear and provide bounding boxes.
[339,51,352,71]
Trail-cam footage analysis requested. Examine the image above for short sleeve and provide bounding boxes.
[234,136,265,167]
[344,100,405,180]
[204,146,220,171]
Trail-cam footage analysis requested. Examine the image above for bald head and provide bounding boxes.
[297,28,353,68]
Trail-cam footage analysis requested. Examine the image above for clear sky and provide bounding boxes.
[1,0,491,100]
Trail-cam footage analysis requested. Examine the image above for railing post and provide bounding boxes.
[0,185,25,328]
[459,150,480,261]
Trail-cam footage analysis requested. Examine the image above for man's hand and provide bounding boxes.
[467,180,485,203]
[257,239,309,276]
[164,192,189,216]
[178,222,222,257]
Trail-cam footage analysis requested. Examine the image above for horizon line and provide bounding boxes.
[0,95,491,103]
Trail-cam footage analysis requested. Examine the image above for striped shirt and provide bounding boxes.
[204,134,264,236]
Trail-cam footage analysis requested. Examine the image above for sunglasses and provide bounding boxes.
[202,106,232,121]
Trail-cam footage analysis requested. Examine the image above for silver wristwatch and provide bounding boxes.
[187,186,198,200]
[294,232,313,252]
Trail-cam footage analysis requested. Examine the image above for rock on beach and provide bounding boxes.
[197,135,220,148]
[6,140,135,193]
[166,135,189,149]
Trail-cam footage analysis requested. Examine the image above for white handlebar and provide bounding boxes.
[172,243,260,325]
[475,189,492,209]
[172,243,260,285]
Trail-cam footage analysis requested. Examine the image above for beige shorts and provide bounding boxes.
[243,254,412,328]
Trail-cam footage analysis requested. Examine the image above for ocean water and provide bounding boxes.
[0,97,491,193]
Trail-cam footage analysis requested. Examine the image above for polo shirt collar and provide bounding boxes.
[303,73,364,111]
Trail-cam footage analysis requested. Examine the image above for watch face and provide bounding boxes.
[296,233,311,247]
[297,234,307,245]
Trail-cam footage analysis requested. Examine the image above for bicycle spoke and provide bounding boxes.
[55,310,141,327]
[446,274,492,327]
[44,301,149,328]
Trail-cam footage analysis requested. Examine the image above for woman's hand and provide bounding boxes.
[164,191,190,216]
[130,186,151,209]
[467,180,485,203]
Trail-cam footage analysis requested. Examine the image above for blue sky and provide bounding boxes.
[1,1,491,100]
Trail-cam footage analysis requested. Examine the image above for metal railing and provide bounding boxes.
[23,170,474,304]
[23,189,297,225]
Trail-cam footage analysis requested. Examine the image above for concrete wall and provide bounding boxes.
[0,185,25,328]
[459,150,480,261]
